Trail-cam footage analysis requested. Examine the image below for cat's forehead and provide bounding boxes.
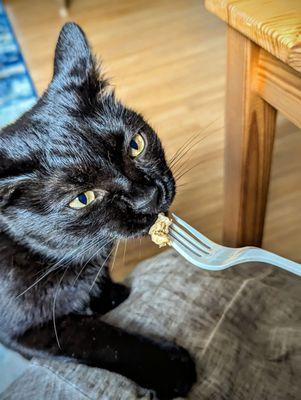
[12,89,163,181]
[40,92,151,144]
[43,130,120,172]
[41,105,155,158]
[42,124,134,177]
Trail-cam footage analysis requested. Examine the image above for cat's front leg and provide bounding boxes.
[18,314,196,399]
[90,269,130,314]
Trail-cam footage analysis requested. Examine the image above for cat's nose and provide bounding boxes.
[132,186,159,213]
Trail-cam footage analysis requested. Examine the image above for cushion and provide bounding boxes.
[1,250,301,400]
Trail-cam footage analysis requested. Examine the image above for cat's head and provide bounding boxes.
[0,23,175,263]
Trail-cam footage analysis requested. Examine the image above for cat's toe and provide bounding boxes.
[90,283,130,314]
[109,283,130,308]
[171,348,196,397]
[156,345,197,399]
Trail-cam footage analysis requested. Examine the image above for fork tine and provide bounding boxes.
[170,234,221,271]
[172,213,214,249]
[170,224,210,255]
[169,228,204,257]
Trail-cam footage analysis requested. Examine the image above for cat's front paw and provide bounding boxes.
[110,282,131,310]
[155,345,197,400]
[90,283,130,314]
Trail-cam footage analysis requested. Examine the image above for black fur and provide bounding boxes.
[0,23,196,399]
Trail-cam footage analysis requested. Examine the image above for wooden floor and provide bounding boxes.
[5,0,301,280]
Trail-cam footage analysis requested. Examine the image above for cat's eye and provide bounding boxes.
[69,190,95,209]
[129,133,145,158]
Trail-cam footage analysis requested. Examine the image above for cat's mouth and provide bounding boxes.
[116,210,171,240]
[104,211,157,240]
[127,213,160,238]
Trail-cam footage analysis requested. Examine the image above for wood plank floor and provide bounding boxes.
[4,0,301,280]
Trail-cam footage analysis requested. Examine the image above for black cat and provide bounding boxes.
[0,23,196,399]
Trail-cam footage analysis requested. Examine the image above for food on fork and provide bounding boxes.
[149,213,172,248]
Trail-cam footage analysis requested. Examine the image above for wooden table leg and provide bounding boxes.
[223,27,277,247]
[56,0,69,17]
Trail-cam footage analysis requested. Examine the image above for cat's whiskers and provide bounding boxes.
[172,130,223,189]
[171,128,217,179]
[52,264,71,350]
[175,158,207,182]
[73,237,108,267]
[168,121,223,190]
[26,233,75,282]
[28,226,99,280]
[52,238,114,349]
[73,238,115,285]
[168,131,201,168]
[65,237,115,283]
[169,132,204,171]
[110,240,120,273]
[123,239,128,266]
[16,257,71,298]
[89,245,116,292]
[175,187,195,195]
[168,118,220,170]
[139,238,142,260]
[29,244,84,281]
[16,237,106,298]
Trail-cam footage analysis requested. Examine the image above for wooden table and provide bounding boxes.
[205,0,301,248]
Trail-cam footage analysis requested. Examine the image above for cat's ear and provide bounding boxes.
[0,179,16,208]
[0,136,36,208]
[53,22,95,79]
[0,175,30,208]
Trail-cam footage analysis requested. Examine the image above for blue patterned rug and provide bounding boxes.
[0,0,35,393]
[0,0,37,128]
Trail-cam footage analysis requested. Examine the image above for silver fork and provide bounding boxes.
[169,213,301,277]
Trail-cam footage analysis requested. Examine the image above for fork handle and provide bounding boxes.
[242,247,301,276]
